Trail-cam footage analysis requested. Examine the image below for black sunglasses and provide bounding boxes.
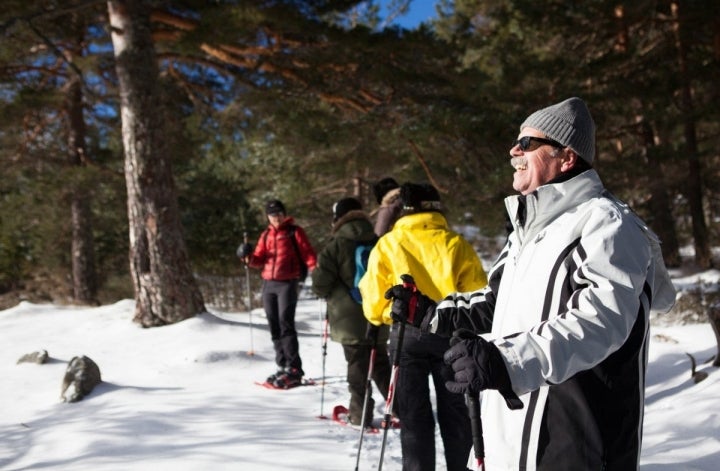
[512,136,564,151]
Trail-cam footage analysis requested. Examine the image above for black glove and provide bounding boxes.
[236,243,253,258]
[383,274,436,330]
[443,329,513,396]
[365,323,380,345]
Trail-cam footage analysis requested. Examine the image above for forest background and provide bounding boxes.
[1,0,718,326]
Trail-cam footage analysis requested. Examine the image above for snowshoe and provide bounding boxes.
[331,405,379,433]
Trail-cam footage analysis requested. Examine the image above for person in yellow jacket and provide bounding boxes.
[359,182,488,471]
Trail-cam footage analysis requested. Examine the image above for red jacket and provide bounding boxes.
[248,218,317,281]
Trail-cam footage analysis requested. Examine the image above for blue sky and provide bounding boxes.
[380,0,438,28]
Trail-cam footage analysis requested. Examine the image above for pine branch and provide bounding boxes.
[0,0,105,34]
[406,138,448,193]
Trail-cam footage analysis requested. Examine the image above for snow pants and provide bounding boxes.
[262,279,303,375]
[342,343,392,425]
[389,324,472,471]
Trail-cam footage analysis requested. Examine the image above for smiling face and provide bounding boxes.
[509,127,577,195]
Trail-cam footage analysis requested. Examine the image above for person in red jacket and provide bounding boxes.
[238,199,317,388]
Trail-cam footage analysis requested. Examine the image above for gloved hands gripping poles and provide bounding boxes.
[446,329,524,470]
[384,276,523,409]
[383,275,523,469]
[383,276,437,331]
[444,329,524,409]
[236,240,253,260]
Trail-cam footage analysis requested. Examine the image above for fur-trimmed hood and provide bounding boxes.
[331,209,372,236]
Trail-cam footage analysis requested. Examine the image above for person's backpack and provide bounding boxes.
[349,239,376,304]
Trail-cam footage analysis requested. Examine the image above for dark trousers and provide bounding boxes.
[262,279,302,374]
[390,325,472,471]
[342,343,391,425]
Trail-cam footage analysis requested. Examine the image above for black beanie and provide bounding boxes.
[333,197,362,222]
[400,183,442,213]
[265,199,286,215]
[373,177,400,204]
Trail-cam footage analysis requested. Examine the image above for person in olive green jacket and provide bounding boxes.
[311,197,391,427]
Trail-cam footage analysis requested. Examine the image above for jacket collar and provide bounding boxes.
[270,216,296,232]
[505,169,604,236]
[393,211,449,231]
[331,210,371,235]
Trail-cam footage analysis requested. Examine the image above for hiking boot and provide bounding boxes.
[272,367,303,389]
[266,368,284,384]
[347,408,372,427]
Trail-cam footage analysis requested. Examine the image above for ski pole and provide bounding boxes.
[318,302,329,419]
[243,231,254,356]
[467,393,484,470]
[448,328,486,470]
[378,274,417,471]
[354,336,377,471]
[452,329,523,471]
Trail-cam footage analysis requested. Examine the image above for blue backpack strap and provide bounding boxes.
[349,239,375,304]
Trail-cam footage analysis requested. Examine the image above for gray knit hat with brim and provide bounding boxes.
[520,97,596,164]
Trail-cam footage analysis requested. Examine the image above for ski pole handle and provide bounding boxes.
[399,274,418,325]
[467,393,484,469]
[240,231,253,266]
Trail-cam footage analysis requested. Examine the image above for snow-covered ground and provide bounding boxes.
[1,280,718,470]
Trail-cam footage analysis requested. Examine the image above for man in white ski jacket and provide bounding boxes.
[384,97,676,471]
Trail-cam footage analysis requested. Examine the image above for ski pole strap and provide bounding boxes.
[501,388,524,410]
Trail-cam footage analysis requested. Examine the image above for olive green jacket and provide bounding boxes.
[312,210,389,345]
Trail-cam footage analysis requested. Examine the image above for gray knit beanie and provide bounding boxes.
[520,97,596,164]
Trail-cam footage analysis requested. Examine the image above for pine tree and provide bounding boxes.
[107,0,205,326]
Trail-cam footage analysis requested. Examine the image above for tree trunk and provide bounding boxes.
[66,18,98,304]
[708,304,720,367]
[107,0,205,326]
[672,1,712,268]
[637,117,681,267]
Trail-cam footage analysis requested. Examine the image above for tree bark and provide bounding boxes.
[66,17,98,304]
[671,1,712,268]
[107,0,205,326]
[637,117,681,267]
[708,305,720,367]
